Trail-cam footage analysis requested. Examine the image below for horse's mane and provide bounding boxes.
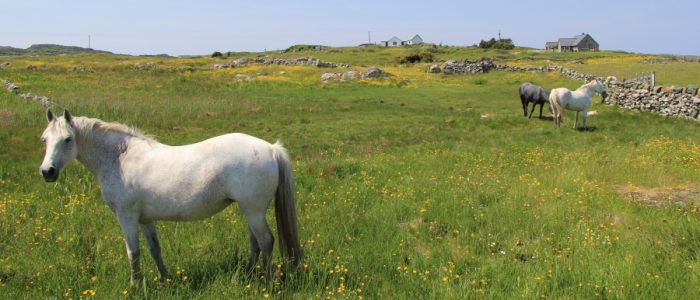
[578,80,599,91]
[73,116,156,143]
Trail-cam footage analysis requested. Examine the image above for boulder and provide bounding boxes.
[340,71,357,81]
[320,73,338,81]
[0,62,10,69]
[429,64,441,73]
[361,67,384,79]
[232,58,248,67]
[686,85,698,95]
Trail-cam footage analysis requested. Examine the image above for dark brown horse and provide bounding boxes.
[519,82,550,118]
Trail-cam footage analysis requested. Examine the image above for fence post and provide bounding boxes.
[651,72,655,87]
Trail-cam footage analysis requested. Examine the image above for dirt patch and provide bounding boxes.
[616,185,700,208]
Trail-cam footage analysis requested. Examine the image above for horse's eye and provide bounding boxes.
[65,137,72,143]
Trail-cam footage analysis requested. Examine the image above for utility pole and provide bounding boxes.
[368,31,371,44]
[88,35,91,49]
[498,29,501,41]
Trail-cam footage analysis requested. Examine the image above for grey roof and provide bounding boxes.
[545,41,558,48]
[409,34,423,42]
[557,38,577,47]
[556,33,592,47]
[387,36,402,43]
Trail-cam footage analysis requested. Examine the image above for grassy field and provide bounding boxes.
[2,47,700,299]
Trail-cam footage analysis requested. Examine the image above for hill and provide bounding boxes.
[0,44,111,56]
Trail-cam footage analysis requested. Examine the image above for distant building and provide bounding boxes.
[405,34,423,45]
[380,34,424,47]
[381,36,403,47]
[545,33,599,52]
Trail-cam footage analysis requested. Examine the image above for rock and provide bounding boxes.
[653,85,663,93]
[70,66,95,73]
[429,64,441,73]
[686,85,698,95]
[0,62,10,69]
[234,74,252,81]
[134,62,156,70]
[320,73,338,81]
[3,80,19,93]
[673,87,684,94]
[340,71,357,81]
[232,58,248,67]
[212,64,230,69]
[361,67,384,79]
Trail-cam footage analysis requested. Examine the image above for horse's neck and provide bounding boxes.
[76,130,133,179]
[575,85,594,97]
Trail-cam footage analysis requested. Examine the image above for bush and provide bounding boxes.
[284,44,323,53]
[211,51,223,58]
[395,51,434,64]
[478,38,515,50]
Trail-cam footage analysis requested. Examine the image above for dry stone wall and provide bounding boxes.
[214,56,350,69]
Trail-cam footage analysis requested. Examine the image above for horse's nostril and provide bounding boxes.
[42,167,56,176]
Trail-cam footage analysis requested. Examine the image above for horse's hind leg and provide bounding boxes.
[538,103,544,118]
[140,222,170,281]
[528,102,537,119]
[243,212,274,274]
[245,226,261,273]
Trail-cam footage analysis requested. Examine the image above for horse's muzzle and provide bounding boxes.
[41,167,58,182]
[601,91,608,98]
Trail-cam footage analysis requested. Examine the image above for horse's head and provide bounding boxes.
[39,109,77,182]
[590,80,608,98]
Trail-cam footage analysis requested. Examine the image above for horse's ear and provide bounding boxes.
[47,109,54,122]
[63,110,72,124]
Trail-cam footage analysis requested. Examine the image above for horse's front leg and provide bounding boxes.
[141,222,170,281]
[538,103,544,118]
[574,111,579,129]
[117,212,142,287]
[529,102,537,119]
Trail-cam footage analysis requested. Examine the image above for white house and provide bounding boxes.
[381,36,403,47]
[380,34,424,47]
[405,34,423,45]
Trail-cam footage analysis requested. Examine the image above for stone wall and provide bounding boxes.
[213,56,350,69]
[2,78,56,107]
[442,59,495,74]
[603,78,700,120]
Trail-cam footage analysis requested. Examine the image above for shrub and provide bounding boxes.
[211,51,223,58]
[478,38,515,50]
[284,44,323,53]
[395,51,434,64]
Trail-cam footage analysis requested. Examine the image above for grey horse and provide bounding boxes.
[519,82,550,118]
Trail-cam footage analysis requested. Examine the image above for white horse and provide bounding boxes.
[39,109,303,286]
[549,80,607,129]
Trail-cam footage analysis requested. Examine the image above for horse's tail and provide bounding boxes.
[271,141,303,266]
[549,90,564,127]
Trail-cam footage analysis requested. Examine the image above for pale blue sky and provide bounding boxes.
[1,0,698,56]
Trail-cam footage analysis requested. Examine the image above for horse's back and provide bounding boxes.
[521,83,547,103]
[124,133,280,221]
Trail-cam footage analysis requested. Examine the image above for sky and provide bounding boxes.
[1,0,698,56]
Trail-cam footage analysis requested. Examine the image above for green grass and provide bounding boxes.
[1,49,700,299]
